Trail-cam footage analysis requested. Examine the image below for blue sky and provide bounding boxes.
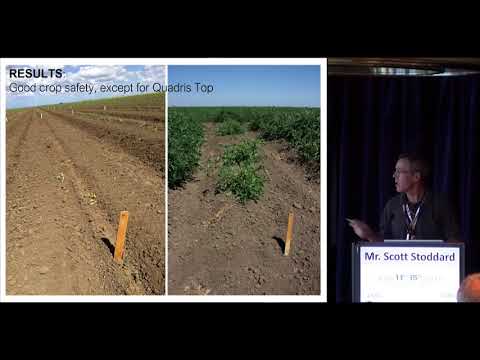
[6,65,165,109]
[168,65,320,107]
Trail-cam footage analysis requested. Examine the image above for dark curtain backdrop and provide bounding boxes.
[328,74,480,303]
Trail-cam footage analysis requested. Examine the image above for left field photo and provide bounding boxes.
[4,64,166,295]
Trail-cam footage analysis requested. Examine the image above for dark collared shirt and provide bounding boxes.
[379,191,461,241]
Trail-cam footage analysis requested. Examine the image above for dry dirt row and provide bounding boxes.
[73,109,163,123]
[6,109,165,295]
[47,110,164,174]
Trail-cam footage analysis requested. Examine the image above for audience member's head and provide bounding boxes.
[457,273,480,302]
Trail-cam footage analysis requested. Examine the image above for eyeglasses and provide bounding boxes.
[393,169,412,177]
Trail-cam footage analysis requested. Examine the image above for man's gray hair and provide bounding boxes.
[398,152,431,182]
[457,273,480,302]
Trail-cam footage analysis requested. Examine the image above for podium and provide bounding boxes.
[352,241,465,302]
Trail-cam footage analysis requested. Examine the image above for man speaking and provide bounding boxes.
[347,153,461,243]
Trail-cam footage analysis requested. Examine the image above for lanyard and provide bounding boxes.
[403,201,423,240]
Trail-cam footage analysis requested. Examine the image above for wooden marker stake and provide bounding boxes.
[284,212,294,256]
[114,211,129,263]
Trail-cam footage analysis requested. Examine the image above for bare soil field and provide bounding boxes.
[6,106,165,295]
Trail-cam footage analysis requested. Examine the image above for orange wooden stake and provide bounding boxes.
[284,212,294,256]
[114,211,129,263]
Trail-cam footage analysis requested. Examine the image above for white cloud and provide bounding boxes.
[140,65,166,83]
[102,65,167,84]
[67,65,128,82]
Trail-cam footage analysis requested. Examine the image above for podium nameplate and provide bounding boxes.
[352,241,465,302]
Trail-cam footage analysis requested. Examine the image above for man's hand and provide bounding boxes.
[347,218,376,242]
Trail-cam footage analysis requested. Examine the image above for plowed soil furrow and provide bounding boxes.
[74,112,158,127]
[169,123,320,295]
[6,111,34,187]
[70,107,164,112]
[6,111,28,126]
[45,110,164,174]
[74,110,163,123]
[7,109,165,295]
[7,111,131,294]
[42,111,165,294]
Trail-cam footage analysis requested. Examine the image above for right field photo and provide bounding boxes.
[168,65,321,295]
